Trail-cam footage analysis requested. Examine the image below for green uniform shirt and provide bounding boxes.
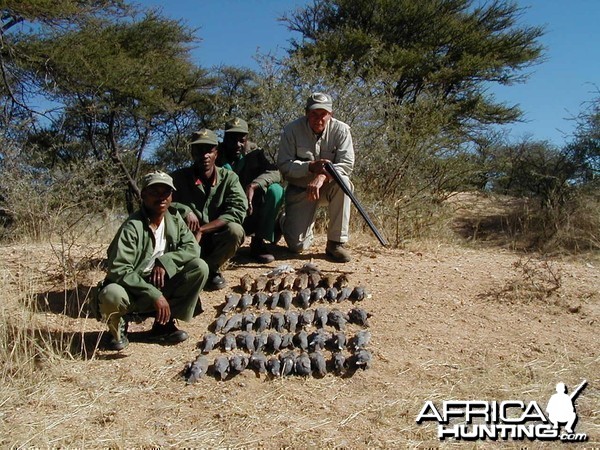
[170,166,247,225]
[104,206,200,303]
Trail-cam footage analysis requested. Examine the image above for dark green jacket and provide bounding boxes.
[170,166,247,225]
[217,142,281,193]
[105,206,200,303]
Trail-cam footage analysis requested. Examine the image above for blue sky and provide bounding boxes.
[137,0,599,147]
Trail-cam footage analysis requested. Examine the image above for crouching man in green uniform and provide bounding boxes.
[96,171,209,351]
[170,129,247,290]
[217,117,284,263]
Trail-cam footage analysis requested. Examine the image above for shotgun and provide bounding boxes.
[324,161,388,247]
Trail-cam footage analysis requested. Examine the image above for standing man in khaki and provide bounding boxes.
[277,92,355,262]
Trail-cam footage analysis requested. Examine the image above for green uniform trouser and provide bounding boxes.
[98,258,209,339]
[200,222,245,274]
[244,183,284,243]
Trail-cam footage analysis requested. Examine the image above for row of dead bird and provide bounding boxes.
[213,306,371,335]
[183,348,373,382]
[183,264,374,382]
[200,328,372,355]
[240,263,352,294]
[222,285,369,313]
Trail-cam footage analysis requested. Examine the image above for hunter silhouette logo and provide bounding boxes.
[416,380,588,442]
[546,380,587,434]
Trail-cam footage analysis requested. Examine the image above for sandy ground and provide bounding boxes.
[1,226,598,448]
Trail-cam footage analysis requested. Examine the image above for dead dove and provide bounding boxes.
[350,285,371,301]
[239,293,254,311]
[199,332,220,353]
[328,309,348,331]
[297,288,311,309]
[253,274,268,292]
[279,351,296,376]
[256,312,272,332]
[254,332,268,352]
[308,329,329,351]
[330,331,347,351]
[293,330,309,351]
[284,310,299,332]
[266,275,283,293]
[308,272,321,289]
[298,262,321,275]
[320,273,337,288]
[293,273,309,290]
[222,293,241,313]
[279,290,293,310]
[314,307,329,328]
[249,352,268,374]
[236,331,255,352]
[254,292,269,309]
[294,352,312,376]
[239,273,254,293]
[281,332,294,349]
[222,313,243,334]
[267,332,283,353]
[310,287,327,304]
[229,354,249,373]
[242,312,257,332]
[267,356,281,377]
[325,287,339,302]
[213,314,228,333]
[332,352,347,374]
[213,355,230,380]
[271,312,286,333]
[184,355,210,383]
[349,349,372,370]
[309,351,327,377]
[266,264,295,278]
[221,332,237,352]
[300,309,315,327]
[335,273,350,289]
[269,291,280,309]
[280,273,296,291]
[337,286,353,302]
[351,330,372,350]
[348,307,371,327]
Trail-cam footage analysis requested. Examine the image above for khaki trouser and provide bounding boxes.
[282,175,353,252]
[98,258,209,338]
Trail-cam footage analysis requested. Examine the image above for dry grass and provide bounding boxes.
[1,194,599,447]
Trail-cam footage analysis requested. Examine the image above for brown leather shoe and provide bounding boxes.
[326,241,352,263]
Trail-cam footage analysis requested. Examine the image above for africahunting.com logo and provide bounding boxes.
[416,380,588,442]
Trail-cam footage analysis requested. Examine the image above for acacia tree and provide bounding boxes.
[6,10,212,211]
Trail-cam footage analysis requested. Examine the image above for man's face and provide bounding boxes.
[307,108,332,134]
[223,132,248,160]
[141,184,173,215]
[191,144,218,172]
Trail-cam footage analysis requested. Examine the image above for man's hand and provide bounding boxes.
[307,174,328,201]
[245,183,259,216]
[150,265,167,289]
[185,211,201,232]
[308,159,330,175]
[154,295,171,325]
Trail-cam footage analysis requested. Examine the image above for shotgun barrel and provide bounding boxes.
[324,161,388,247]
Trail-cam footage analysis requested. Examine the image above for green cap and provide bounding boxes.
[142,171,176,191]
[190,128,218,146]
[224,117,249,134]
[305,92,333,112]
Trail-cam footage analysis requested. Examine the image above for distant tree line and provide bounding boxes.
[0,0,598,250]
